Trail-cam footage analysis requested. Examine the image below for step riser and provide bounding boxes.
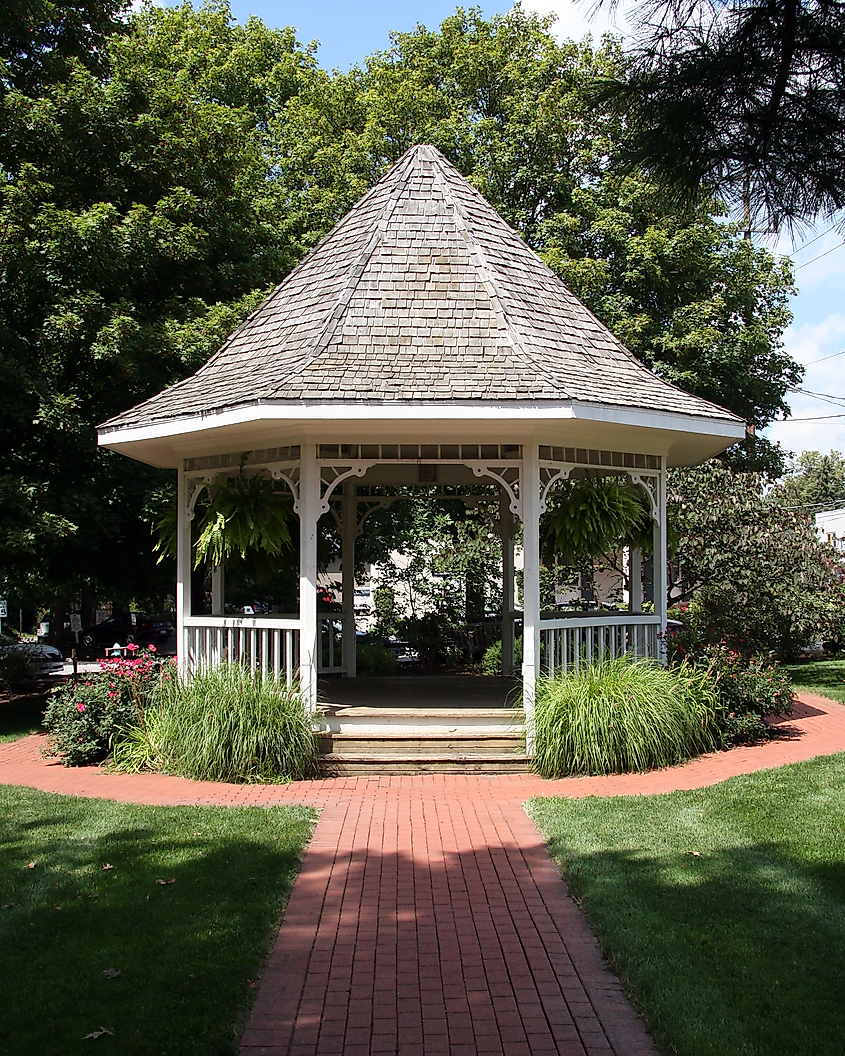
[322,760,532,775]
[320,740,523,755]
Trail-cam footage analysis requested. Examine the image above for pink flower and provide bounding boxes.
[126,642,139,652]
[77,703,85,713]
[148,644,156,653]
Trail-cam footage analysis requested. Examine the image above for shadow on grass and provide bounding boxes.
[0,787,315,1056]
[530,773,845,1056]
[0,692,47,742]
[786,660,845,704]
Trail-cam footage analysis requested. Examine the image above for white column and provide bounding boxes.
[629,548,643,614]
[341,482,357,677]
[211,562,225,616]
[299,444,319,709]
[653,460,668,662]
[176,463,191,678]
[499,490,515,677]
[522,443,541,754]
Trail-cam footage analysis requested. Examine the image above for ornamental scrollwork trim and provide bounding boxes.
[539,464,573,515]
[628,472,660,524]
[319,463,377,515]
[471,464,521,519]
[268,463,301,515]
[185,475,215,523]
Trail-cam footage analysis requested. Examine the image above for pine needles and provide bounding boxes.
[533,656,722,777]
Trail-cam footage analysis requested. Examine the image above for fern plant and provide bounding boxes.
[153,471,293,569]
[541,477,651,564]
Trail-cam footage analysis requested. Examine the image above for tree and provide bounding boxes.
[593,0,845,234]
[668,461,843,653]
[0,2,321,616]
[775,450,845,510]
[278,7,798,469]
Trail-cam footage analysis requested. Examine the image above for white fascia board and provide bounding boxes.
[569,401,745,441]
[98,398,744,448]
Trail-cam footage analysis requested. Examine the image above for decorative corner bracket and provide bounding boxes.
[628,472,660,524]
[268,463,301,514]
[472,465,521,519]
[539,465,573,515]
[186,475,215,523]
[319,463,376,515]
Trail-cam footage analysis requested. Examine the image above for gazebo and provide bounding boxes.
[98,144,744,752]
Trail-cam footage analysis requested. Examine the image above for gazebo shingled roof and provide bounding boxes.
[100,144,742,448]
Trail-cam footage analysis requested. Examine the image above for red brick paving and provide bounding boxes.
[2,692,845,1056]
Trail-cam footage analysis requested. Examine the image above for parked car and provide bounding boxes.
[79,613,169,651]
[0,642,64,677]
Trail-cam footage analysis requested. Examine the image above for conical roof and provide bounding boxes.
[101,144,741,434]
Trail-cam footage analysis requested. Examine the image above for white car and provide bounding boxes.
[0,642,65,676]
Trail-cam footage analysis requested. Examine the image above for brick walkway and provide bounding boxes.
[2,692,845,1056]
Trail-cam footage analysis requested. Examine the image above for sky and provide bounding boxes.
[224,0,845,464]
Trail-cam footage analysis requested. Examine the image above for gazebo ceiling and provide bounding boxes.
[98,144,744,469]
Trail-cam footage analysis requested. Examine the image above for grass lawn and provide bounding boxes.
[0,785,315,1055]
[786,658,845,704]
[528,753,845,1056]
[0,690,47,742]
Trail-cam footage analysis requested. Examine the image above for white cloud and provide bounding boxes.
[523,0,634,42]
[765,313,845,458]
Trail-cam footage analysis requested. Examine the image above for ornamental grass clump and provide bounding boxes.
[111,663,319,783]
[533,656,722,778]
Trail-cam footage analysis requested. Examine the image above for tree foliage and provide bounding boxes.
[594,0,845,234]
[0,2,801,610]
[668,461,843,653]
[775,450,845,510]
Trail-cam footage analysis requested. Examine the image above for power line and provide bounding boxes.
[804,347,845,367]
[791,223,838,256]
[789,387,845,408]
[777,412,845,421]
[795,238,845,271]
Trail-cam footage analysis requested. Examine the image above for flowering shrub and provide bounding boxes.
[664,626,794,746]
[42,647,173,766]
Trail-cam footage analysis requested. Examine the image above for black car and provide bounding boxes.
[80,613,169,651]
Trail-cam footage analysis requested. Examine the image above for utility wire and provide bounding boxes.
[789,386,845,407]
[804,347,845,367]
[790,223,837,256]
[777,412,845,421]
[795,239,845,271]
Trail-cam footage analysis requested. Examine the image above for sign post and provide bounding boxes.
[70,614,82,677]
[0,597,7,637]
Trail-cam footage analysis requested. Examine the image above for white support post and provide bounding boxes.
[299,444,319,710]
[654,459,668,662]
[341,482,357,677]
[499,490,515,677]
[176,463,191,678]
[211,562,225,617]
[522,443,541,754]
[630,548,643,614]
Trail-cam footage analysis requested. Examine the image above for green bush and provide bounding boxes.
[111,663,318,783]
[665,624,795,744]
[43,678,138,766]
[481,636,524,675]
[533,656,722,777]
[42,647,168,766]
[0,650,34,691]
[356,641,398,676]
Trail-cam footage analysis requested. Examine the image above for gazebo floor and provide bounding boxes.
[317,674,520,709]
[315,676,529,775]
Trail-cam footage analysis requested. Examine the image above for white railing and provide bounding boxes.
[184,616,300,684]
[319,615,346,674]
[540,614,661,676]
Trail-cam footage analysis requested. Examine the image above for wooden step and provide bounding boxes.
[318,732,525,755]
[320,753,532,776]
